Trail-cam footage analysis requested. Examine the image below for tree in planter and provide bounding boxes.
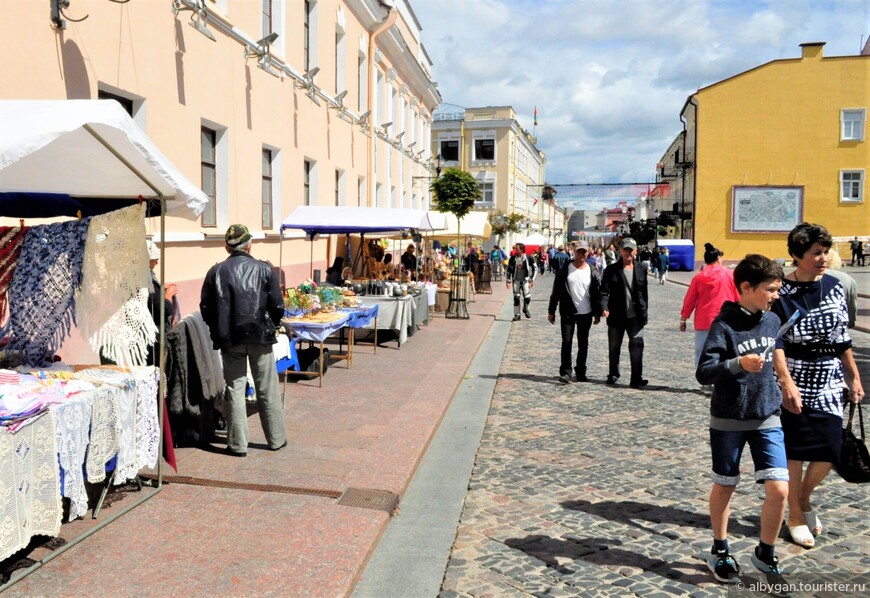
[489,209,527,246]
[431,168,481,265]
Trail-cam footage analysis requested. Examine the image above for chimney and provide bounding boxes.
[800,42,825,60]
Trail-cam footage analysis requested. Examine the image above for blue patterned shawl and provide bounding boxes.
[4,218,91,365]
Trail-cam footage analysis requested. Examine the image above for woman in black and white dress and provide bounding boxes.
[772,223,864,548]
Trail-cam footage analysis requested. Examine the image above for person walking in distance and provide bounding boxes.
[658,247,670,284]
[506,243,536,321]
[696,254,789,584]
[680,243,739,366]
[599,237,649,388]
[849,236,863,267]
[200,224,287,457]
[547,242,602,384]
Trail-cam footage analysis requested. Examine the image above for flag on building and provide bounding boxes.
[533,106,538,126]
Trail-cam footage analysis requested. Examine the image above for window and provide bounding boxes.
[357,52,366,112]
[477,182,494,205]
[358,176,365,207]
[440,139,459,162]
[303,159,313,206]
[262,0,272,38]
[841,170,864,202]
[335,28,345,94]
[303,0,312,71]
[201,127,217,227]
[262,149,273,229]
[474,138,495,161]
[841,109,865,141]
[334,169,345,206]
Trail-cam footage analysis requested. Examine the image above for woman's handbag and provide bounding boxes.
[838,401,870,484]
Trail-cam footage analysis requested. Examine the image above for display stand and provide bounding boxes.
[445,270,469,319]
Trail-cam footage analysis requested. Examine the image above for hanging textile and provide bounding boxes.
[132,366,160,471]
[0,411,62,561]
[84,386,120,483]
[53,391,93,521]
[76,204,155,366]
[0,226,28,322]
[4,218,90,366]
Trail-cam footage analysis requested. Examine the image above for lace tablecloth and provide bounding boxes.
[0,412,62,560]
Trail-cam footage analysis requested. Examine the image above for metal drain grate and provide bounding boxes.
[336,488,399,513]
[143,474,342,498]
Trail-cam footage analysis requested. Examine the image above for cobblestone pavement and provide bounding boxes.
[440,273,870,598]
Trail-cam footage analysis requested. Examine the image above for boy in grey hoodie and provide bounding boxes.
[696,255,788,584]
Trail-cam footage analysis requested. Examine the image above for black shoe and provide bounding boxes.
[707,550,741,584]
[558,374,572,384]
[575,375,589,382]
[225,446,247,458]
[630,379,649,389]
[269,440,288,452]
[523,308,531,319]
[513,314,521,321]
[606,376,618,385]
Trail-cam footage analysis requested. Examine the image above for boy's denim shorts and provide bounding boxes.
[709,427,789,486]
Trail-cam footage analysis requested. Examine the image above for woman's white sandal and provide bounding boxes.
[788,524,815,548]
[803,510,823,535]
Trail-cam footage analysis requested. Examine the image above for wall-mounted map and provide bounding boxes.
[731,186,804,233]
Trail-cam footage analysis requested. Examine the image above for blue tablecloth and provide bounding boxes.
[341,304,379,328]
[283,313,351,343]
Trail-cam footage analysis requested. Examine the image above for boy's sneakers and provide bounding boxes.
[558,374,572,385]
[706,549,741,584]
[750,551,783,575]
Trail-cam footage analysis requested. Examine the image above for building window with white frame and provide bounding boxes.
[474,138,495,161]
[841,109,865,141]
[201,127,217,227]
[262,149,273,229]
[303,0,313,71]
[262,0,272,38]
[440,139,459,162]
[841,169,864,202]
[477,182,494,206]
[304,159,314,206]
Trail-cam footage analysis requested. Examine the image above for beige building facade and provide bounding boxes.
[430,104,559,247]
[1,0,440,297]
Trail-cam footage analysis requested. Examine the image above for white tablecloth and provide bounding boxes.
[361,295,415,345]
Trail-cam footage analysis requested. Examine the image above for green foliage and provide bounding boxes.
[489,210,527,236]
[430,168,480,221]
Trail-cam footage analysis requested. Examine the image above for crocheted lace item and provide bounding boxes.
[0,411,62,561]
[76,368,138,483]
[76,204,155,367]
[84,386,120,483]
[132,367,160,471]
[5,219,90,365]
[0,226,28,322]
[53,392,93,521]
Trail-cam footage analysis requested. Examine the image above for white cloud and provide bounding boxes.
[413,0,870,198]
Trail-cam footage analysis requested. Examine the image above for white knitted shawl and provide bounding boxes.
[75,204,156,367]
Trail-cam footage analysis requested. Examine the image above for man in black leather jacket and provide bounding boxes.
[200,224,286,457]
[599,237,649,389]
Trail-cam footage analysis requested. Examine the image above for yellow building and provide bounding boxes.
[431,104,562,247]
[670,42,869,262]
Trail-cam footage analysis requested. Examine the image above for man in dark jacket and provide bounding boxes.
[547,241,602,383]
[506,243,536,321]
[599,237,649,388]
[200,224,286,457]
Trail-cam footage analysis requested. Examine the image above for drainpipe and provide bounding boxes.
[367,7,398,207]
[678,94,698,242]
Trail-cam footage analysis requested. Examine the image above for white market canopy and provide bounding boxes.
[518,232,550,245]
[429,211,492,240]
[281,205,443,236]
[0,100,209,219]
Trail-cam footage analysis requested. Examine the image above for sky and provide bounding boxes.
[412,0,870,207]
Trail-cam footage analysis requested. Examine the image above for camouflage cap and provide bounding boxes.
[225,224,252,248]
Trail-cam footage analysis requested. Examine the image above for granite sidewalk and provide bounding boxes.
[5,285,511,597]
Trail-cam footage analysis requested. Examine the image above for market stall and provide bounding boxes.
[0,100,208,587]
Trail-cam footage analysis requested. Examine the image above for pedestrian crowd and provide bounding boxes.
[528,223,865,587]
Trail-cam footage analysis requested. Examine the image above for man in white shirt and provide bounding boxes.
[547,242,602,384]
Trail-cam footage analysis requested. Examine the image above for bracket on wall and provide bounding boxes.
[50,0,89,30]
